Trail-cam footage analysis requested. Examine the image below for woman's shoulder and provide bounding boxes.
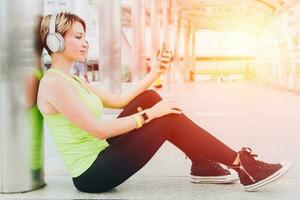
[37,74,61,114]
[38,73,74,114]
[39,72,75,99]
[40,73,63,89]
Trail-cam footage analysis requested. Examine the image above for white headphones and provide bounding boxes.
[46,14,65,53]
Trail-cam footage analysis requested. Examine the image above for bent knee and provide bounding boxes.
[140,90,162,101]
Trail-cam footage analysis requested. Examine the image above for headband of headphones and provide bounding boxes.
[49,14,57,34]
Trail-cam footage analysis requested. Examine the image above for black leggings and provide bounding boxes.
[73,90,237,193]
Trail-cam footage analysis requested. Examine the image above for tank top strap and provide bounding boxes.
[46,68,93,94]
[71,75,93,94]
[46,68,80,85]
[46,68,71,79]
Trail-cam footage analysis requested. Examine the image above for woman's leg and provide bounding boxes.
[108,90,227,181]
[107,90,232,163]
[73,90,237,193]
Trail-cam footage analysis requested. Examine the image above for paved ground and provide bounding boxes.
[1,81,299,199]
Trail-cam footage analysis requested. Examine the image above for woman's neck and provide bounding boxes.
[50,54,73,75]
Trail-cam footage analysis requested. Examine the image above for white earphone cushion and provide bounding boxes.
[46,32,65,53]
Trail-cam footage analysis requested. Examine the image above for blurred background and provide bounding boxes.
[1,0,300,197]
[40,0,300,92]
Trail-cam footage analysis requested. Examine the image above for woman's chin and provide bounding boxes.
[76,57,85,62]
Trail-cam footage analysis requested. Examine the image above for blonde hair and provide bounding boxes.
[40,12,86,55]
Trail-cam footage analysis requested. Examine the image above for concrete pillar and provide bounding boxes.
[150,0,163,88]
[172,8,181,82]
[161,0,171,87]
[277,21,296,90]
[150,0,159,56]
[272,39,283,85]
[267,30,283,86]
[191,29,196,73]
[131,0,146,81]
[162,0,170,46]
[0,0,45,193]
[98,0,121,93]
[183,22,191,81]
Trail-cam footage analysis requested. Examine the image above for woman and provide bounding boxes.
[37,12,291,193]
[72,41,89,83]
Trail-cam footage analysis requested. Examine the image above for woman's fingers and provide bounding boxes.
[161,51,172,56]
[172,107,182,112]
[169,109,182,114]
[160,62,169,69]
[161,53,172,61]
[156,49,161,57]
[165,100,182,113]
[171,105,182,112]
[160,57,171,63]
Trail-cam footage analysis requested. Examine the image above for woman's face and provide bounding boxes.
[62,21,87,62]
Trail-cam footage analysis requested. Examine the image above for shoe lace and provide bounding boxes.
[229,147,259,183]
[241,147,258,157]
[241,147,259,167]
[228,147,257,168]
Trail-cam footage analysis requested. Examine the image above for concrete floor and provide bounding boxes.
[1,81,299,199]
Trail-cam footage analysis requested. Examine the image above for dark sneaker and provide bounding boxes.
[190,160,239,184]
[229,147,291,192]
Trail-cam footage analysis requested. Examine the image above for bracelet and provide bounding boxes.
[133,114,143,129]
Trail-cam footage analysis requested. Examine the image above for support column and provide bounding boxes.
[131,0,146,82]
[98,0,121,93]
[278,21,296,90]
[150,0,159,56]
[191,28,196,74]
[0,0,45,193]
[183,21,191,82]
[172,8,181,82]
[271,38,282,85]
[150,0,163,88]
[162,0,170,46]
[161,0,171,87]
[267,29,283,86]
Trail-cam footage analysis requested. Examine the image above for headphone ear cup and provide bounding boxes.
[46,32,65,53]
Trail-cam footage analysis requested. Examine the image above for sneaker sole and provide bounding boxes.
[190,173,239,184]
[244,160,292,192]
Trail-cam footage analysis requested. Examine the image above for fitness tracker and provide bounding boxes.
[140,111,150,123]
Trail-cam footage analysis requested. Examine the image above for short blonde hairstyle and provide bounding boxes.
[40,12,86,55]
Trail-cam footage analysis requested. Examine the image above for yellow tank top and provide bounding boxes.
[41,68,109,177]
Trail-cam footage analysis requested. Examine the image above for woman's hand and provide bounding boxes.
[146,100,182,120]
[150,43,173,76]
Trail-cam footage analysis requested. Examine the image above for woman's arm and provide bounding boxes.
[39,75,142,139]
[89,70,160,109]
[122,49,172,106]
[89,51,172,108]
[38,74,181,140]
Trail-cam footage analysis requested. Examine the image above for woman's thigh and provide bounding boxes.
[73,117,170,193]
